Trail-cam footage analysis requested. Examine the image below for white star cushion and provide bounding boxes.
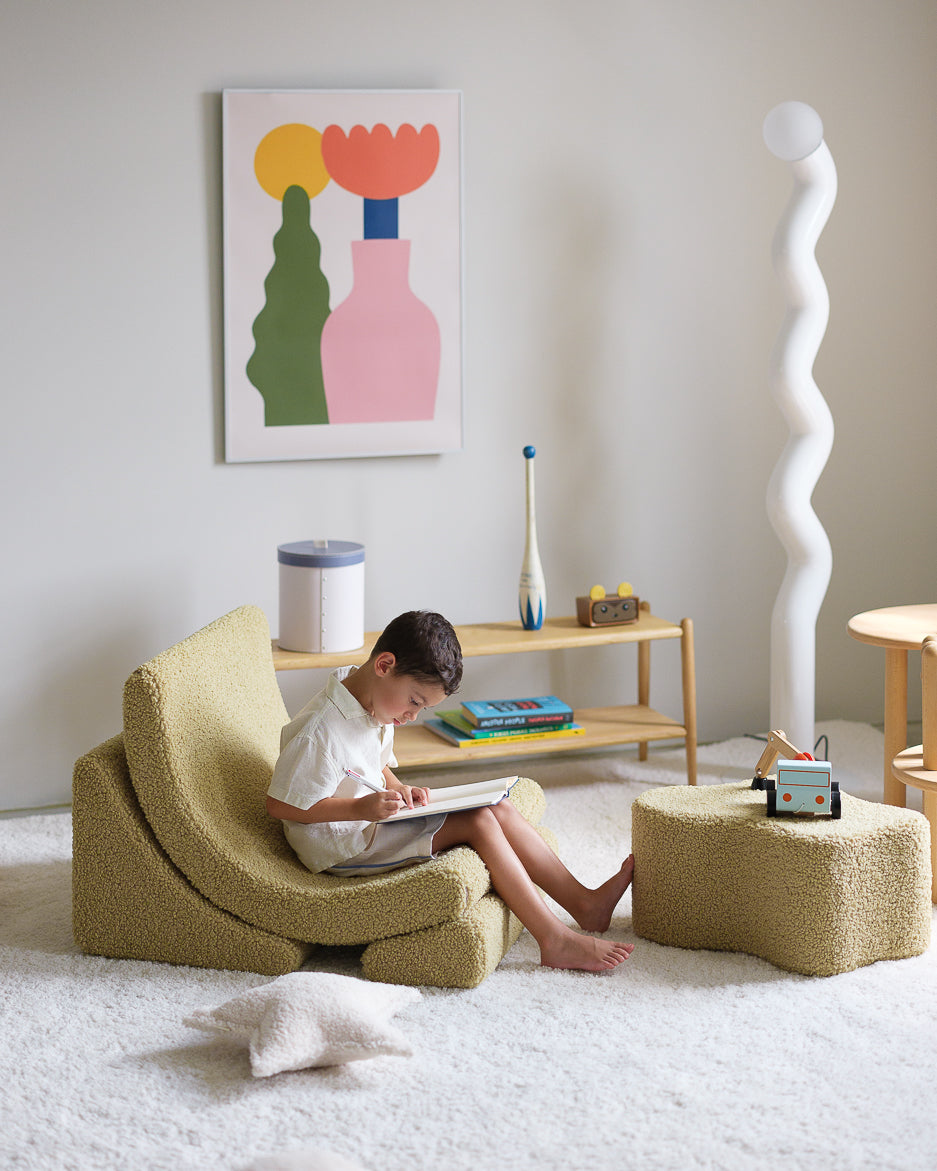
[184,972,421,1077]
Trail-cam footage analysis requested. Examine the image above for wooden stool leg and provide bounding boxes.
[923,791,937,904]
[884,648,909,807]
[681,618,698,785]
[921,638,937,903]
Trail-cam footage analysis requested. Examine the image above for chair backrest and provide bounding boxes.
[122,606,300,922]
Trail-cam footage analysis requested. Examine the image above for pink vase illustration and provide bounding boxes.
[321,239,441,424]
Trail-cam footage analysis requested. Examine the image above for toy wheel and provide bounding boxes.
[766,789,777,816]
[765,777,776,791]
[831,789,842,819]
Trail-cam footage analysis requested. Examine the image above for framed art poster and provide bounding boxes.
[222,89,463,461]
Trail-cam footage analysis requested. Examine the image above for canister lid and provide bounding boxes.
[277,539,365,568]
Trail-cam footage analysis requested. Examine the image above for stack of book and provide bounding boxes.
[425,695,583,749]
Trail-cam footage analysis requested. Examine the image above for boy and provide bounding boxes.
[267,610,635,973]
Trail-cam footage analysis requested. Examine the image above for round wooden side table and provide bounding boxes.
[847,604,937,806]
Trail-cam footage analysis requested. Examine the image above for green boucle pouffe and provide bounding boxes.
[632,783,932,976]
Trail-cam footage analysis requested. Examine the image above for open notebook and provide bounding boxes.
[384,775,519,822]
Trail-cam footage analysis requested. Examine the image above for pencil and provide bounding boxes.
[344,768,384,793]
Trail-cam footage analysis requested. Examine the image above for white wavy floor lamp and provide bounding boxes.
[763,101,837,754]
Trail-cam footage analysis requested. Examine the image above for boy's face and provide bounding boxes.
[371,660,447,727]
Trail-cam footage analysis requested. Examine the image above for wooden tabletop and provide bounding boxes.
[847,604,937,650]
[273,612,684,670]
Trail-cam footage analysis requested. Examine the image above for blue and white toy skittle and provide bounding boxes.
[519,445,546,630]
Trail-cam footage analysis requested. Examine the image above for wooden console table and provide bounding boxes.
[273,604,697,783]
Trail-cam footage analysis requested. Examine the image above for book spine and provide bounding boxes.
[425,719,582,748]
[467,712,572,730]
[453,721,576,740]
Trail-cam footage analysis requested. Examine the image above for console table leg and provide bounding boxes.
[681,617,698,785]
[638,638,650,761]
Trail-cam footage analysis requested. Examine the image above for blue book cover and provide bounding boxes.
[460,695,574,728]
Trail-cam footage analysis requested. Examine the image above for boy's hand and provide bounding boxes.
[359,790,404,821]
[403,784,431,809]
[388,781,431,810]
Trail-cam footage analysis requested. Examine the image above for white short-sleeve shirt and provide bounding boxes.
[267,667,397,872]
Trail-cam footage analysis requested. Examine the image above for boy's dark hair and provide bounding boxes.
[371,611,463,696]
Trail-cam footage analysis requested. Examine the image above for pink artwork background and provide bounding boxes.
[322,240,441,424]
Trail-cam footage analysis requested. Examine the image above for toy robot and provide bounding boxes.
[750,729,841,819]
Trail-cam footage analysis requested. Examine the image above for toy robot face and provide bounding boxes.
[779,786,828,813]
[591,597,638,624]
[777,759,832,813]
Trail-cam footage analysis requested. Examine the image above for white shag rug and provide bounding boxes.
[1,721,935,1171]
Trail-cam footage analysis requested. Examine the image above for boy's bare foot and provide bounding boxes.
[540,927,634,972]
[574,854,635,933]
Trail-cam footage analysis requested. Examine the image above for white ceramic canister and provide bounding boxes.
[277,539,365,653]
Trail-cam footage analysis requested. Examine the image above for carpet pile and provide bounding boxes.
[1,721,935,1170]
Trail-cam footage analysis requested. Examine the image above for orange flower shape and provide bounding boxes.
[321,123,440,200]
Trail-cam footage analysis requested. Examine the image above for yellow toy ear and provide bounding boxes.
[617,582,633,598]
[589,584,606,601]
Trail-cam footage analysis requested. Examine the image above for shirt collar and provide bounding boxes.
[327,667,379,725]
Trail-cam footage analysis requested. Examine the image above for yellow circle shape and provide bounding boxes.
[617,582,633,597]
[590,585,606,601]
[254,123,329,201]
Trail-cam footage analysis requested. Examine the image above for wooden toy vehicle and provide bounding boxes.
[750,729,841,819]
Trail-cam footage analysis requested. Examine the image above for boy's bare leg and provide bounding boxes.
[432,808,633,973]
[488,799,634,933]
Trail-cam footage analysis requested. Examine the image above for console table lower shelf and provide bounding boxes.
[392,704,688,769]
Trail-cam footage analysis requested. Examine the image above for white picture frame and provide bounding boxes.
[222,88,463,461]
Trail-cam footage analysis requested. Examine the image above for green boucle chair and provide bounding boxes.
[72,605,554,988]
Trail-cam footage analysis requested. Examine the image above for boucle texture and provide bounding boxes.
[632,782,932,976]
[72,735,311,975]
[363,826,559,988]
[74,605,552,986]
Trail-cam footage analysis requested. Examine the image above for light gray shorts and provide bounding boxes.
[326,812,447,876]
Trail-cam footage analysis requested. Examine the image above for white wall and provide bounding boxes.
[3,0,936,810]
